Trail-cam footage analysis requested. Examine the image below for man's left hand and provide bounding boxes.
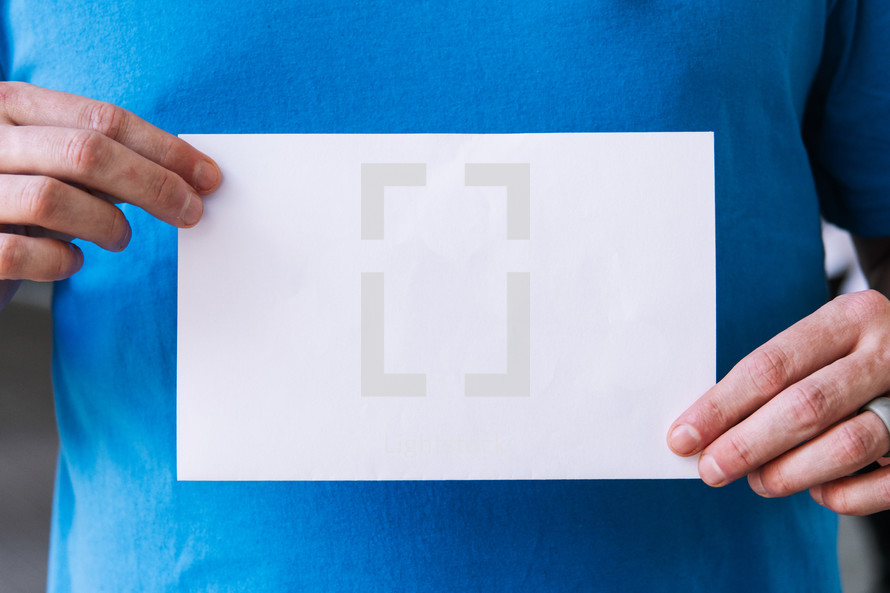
[668,289,890,515]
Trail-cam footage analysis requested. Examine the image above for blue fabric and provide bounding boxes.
[2,0,890,591]
[806,1,890,236]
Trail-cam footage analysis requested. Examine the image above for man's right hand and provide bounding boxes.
[0,82,221,308]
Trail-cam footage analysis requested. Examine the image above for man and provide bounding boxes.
[1,1,888,590]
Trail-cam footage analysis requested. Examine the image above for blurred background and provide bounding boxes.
[1,280,56,592]
[0,224,886,591]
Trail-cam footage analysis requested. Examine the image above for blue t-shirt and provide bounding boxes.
[2,1,890,591]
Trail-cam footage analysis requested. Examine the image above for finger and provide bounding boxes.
[2,223,76,243]
[0,232,83,281]
[0,82,221,193]
[0,174,130,251]
[668,292,888,456]
[696,349,890,486]
[0,125,203,227]
[25,227,76,243]
[747,411,890,498]
[812,463,890,516]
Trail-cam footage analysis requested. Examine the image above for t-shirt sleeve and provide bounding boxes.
[804,0,890,237]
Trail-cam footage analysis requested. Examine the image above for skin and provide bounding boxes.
[4,82,890,516]
[669,237,890,516]
[0,81,221,308]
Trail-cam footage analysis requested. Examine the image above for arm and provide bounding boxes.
[0,82,221,309]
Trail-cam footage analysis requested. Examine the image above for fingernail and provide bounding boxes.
[748,471,770,497]
[699,454,727,486]
[117,224,132,252]
[69,243,84,272]
[179,192,203,227]
[668,424,702,455]
[193,160,221,193]
[810,485,824,506]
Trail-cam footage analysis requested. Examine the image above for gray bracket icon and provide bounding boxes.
[360,162,530,397]
[361,164,428,397]
[464,163,530,241]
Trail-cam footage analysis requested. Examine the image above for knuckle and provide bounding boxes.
[724,433,758,472]
[875,478,890,512]
[157,136,179,168]
[63,130,107,172]
[149,171,182,214]
[833,422,876,466]
[855,334,890,375]
[868,332,890,372]
[874,341,890,370]
[21,177,62,224]
[785,382,832,432]
[0,235,22,278]
[697,396,729,429]
[743,345,791,396]
[0,81,14,114]
[820,483,856,515]
[835,290,890,368]
[855,296,890,365]
[0,81,27,117]
[840,290,890,327]
[84,101,126,140]
[760,465,795,497]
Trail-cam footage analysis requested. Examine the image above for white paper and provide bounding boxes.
[178,133,714,480]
